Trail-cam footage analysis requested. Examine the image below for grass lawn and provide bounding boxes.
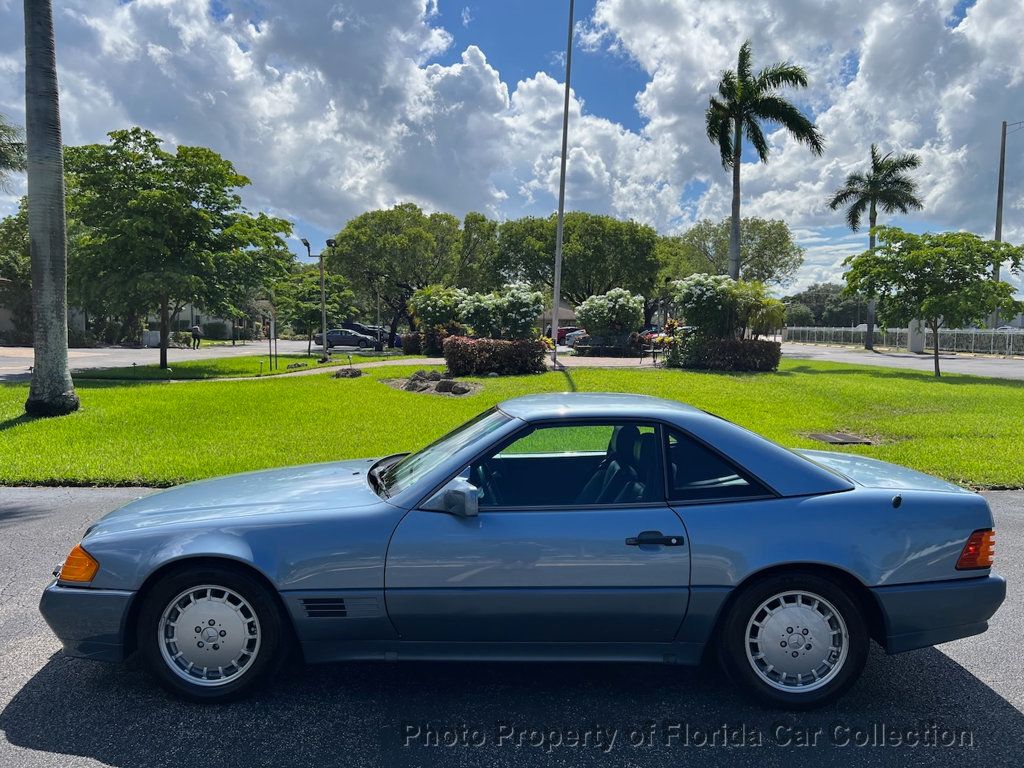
[72,352,412,381]
[1,359,1022,488]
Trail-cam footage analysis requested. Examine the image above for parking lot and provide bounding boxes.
[1,487,1021,768]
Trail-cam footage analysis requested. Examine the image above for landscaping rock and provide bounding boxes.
[450,382,471,395]
[403,379,430,392]
[426,370,442,382]
[286,362,309,370]
[434,378,455,393]
[333,368,362,379]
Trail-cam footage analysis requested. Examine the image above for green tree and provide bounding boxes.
[0,201,31,339]
[828,144,923,349]
[844,227,1023,376]
[65,127,292,368]
[275,268,356,354]
[497,212,659,305]
[784,302,814,327]
[23,0,79,415]
[455,212,500,292]
[0,113,25,191]
[783,282,867,326]
[679,217,804,285]
[647,235,701,325]
[328,203,459,337]
[706,40,823,279]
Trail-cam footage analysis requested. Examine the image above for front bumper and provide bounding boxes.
[873,574,1006,654]
[39,581,135,662]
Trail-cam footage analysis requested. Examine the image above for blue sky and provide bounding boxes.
[0,0,1020,293]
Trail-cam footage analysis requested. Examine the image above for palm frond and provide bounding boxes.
[750,95,825,155]
[846,198,868,231]
[718,69,737,102]
[736,40,753,84]
[745,116,770,163]
[869,143,882,172]
[827,186,862,211]
[878,151,921,175]
[705,98,733,168]
[754,62,810,93]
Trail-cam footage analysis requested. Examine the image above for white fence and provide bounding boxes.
[785,327,908,349]
[785,326,1024,356]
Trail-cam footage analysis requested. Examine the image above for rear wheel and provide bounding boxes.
[358,339,368,348]
[718,573,868,709]
[138,566,286,702]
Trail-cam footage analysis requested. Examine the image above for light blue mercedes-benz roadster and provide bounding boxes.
[41,393,1005,708]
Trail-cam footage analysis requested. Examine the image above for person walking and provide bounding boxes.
[190,324,202,350]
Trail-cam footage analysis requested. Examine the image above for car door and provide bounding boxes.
[384,421,691,643]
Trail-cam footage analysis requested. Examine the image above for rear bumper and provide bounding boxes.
[39,581,135,662]
[873,574,1006,654]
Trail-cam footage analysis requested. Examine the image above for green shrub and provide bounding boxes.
[669,336,781,372]
[443,335,547,376]
[170,330,193,348]
[400,332,422,354]
[457,283,544,340]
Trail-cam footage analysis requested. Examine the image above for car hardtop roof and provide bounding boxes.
[496,392,706,423]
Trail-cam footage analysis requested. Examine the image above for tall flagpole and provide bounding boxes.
[551,0,574,367]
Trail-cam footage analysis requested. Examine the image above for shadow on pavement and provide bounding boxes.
[2,645,1021,767]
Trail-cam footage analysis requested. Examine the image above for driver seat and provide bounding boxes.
[574,425,640,505]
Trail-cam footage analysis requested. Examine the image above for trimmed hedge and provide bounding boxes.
[673,337,781,372]
[443,335,548,376]
[400,332,422,354]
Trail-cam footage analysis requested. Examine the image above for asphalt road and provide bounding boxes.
[0,487,1021,768]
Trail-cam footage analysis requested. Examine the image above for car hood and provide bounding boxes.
[86,459,386,536]
[796,450,970,494]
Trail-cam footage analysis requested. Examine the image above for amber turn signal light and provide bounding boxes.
[956,529,995,570]
[59,543,99,583]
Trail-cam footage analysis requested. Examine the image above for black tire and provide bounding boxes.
[718,572,868,710]
[137,565,287,703]
[358,339,368,348]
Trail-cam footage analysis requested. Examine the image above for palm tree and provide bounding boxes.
[0,113,26,190]
[828,144,922,349]
[23,0,79,416]
[706,40,824,279]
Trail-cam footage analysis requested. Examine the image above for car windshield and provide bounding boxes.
[377,408,511,496]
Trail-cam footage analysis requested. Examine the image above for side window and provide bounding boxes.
[472,422,662,508]
[665,428,769,502]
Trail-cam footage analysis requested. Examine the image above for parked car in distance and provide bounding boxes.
[40,393,1004,708]
[564,329,588,348]
[545,325,582,344]
[342,321,383,338]
[313,328,377,349]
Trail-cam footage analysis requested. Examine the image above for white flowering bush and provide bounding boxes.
[670,273,736,338]
[409,285,466,329]
[458,283,544,340]
[575,288,645,338]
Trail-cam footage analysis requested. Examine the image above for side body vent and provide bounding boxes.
[300,596,380,619]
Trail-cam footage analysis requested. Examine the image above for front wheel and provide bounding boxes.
[358,339,368,348]
[137,566,286,702]
[718,573,868,709]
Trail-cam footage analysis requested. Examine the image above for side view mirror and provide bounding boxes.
[422,476,480,518]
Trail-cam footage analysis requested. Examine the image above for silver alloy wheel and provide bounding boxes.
[744,590,849,693]
[157,584,262,687]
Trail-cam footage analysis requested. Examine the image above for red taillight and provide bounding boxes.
[956,529,995,570]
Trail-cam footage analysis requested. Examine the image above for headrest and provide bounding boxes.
[610,425,640,457]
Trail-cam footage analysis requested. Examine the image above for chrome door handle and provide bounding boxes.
[625,531,684,546]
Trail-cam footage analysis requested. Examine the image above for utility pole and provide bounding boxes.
[991,120,1008,328]
[550,0,574,367]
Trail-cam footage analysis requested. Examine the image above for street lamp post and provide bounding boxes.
[551,0,575,368]
[323,239,336,361]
